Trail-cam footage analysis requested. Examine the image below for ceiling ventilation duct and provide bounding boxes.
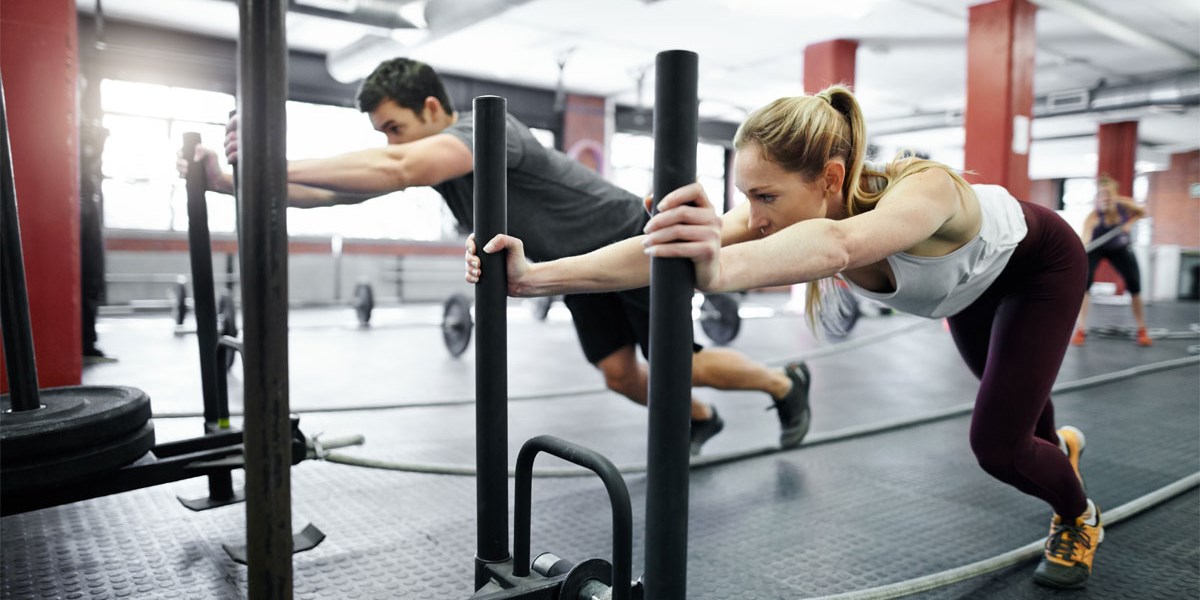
[870,70,1199,136]
[1066,72,1200,115]
[324,0,534,83]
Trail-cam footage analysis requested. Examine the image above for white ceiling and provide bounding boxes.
[78,0,1200,179]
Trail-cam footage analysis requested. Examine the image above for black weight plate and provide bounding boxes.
[560,558,613,600]
[442,293,474,358]
[354,283,375,326]
[699,293,741,346]
[0,386,152,460]
[821,284,862,339]
[0,420,155,493]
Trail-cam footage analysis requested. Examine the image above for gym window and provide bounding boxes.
[98,79,467,241]
[610,132,729,213]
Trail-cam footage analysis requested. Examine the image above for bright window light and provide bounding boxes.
[611,132,730,212]
[98,79,458,241]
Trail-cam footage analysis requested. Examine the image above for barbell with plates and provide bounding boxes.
[365,285,866,355]
[440,292,747,357]
[346,283,471,355]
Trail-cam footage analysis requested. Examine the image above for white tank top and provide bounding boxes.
[844,184,1028,319]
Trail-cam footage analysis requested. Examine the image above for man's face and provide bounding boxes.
[368,98,447,145]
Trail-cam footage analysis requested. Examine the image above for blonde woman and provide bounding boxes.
[1072,175,1151,346]
[467,85,1102,590]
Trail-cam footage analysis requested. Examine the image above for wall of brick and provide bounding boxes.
[1147,150,1200,248]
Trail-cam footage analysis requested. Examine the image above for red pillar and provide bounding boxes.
[0,0,82,390]
[964,0,1037,202]
[804,39,858,93]
[1094,120,1140,294]
[1097,121,1138,195]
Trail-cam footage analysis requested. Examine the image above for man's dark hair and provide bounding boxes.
[356,58,455,117]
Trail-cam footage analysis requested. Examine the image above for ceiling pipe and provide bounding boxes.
[870,70,1199,136]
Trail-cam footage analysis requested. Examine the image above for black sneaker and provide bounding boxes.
[689,407,724,456]
[770,361,811,449]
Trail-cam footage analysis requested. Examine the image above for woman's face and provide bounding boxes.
[1095,186,1116,212]
[734,143,837,237]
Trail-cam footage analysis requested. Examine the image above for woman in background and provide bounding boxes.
[1072,175,1151,347]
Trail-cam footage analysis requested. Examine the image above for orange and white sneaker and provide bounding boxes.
[1057,426,1087,487]
[1070,328,1087,346]
[1136,327,1153,347]
[1034,500,1104,589]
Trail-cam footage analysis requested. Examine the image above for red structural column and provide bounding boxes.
[0,0,82,390]
[1094,120,1140,294]
[804,39,858,93]
[1097,121,1138,194]
[964,0,1037,201]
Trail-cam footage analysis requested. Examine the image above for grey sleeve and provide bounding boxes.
[439,114,527,169]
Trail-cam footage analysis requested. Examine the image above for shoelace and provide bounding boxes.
[764,400,793,422]
[766,364,809,420]
[1045,521,1094,562]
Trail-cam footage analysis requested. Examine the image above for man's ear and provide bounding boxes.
[423,96,445,120]
[824,160,846,195]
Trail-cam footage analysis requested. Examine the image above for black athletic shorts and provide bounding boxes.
[1086,244,1142,295]
[561,287,702,364]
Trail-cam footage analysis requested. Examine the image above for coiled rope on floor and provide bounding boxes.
[804,472,1200,600]
[318,355,1199,478]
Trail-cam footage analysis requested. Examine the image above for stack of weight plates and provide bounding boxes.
[0,386,155,493]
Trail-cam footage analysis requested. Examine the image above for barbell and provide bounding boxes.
[366,286,867,357]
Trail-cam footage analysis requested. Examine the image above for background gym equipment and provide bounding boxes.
[470,95,640,600]
[821,283,863,339]
[443,293,474,357]
[641,48,700,599]
[471,50,702,599]
[1084,226,1126,254]
[352,281,374,325]
[698,292,741,345]
[442,290,745,358]
[0,74,334,530]
[529,295,555,321]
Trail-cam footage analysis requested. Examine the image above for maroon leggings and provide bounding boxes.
[947,201,1089,519]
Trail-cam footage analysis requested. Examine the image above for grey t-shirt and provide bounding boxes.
[433,112,647,262]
